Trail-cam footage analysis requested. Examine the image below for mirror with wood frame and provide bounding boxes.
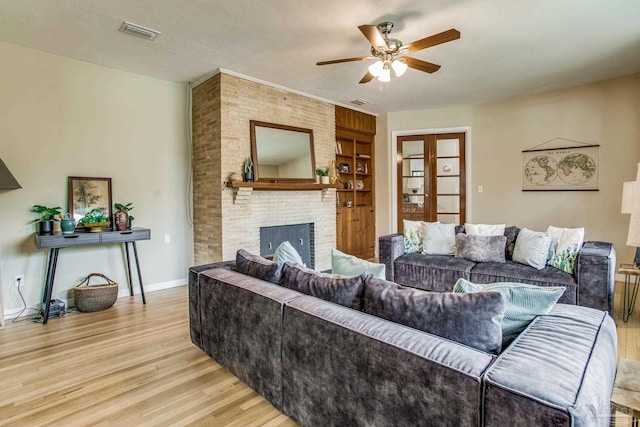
[250,120,316,182]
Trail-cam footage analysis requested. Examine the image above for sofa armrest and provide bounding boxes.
[378,233,404,281]
[575,241,616,314]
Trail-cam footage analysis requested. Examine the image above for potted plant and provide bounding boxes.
[244,157,254,182]
[31,205,62,235]
[316,167,330,184]
[114,202,134,231]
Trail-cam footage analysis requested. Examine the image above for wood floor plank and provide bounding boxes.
[1,282,637,426]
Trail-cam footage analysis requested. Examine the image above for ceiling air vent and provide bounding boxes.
[119,21,161,41]
[350,99,370,106]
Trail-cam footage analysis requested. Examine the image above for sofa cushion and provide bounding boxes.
[281,263,365,310]
[331,248,385,279]
[403,219,425,253]
[504,226,520,260]
[546,226,584,274]
[422,222,456,255]
[393,253,476,292]
[469,260,576,304]
[236,249,284,284]
[464,223,505,236]
[273,241,305,266]
[455,234,507,263]
[453,278,565,346]
[512,228,553,270]
[363,276,505,353]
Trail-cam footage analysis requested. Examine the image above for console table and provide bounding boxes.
[35,227,151,324]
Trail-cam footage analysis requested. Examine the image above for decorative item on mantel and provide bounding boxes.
[316,166,330,184]
[328,160,339,185]
[31,205,62,235]
[114,202,133,231]
[244,157,254,182]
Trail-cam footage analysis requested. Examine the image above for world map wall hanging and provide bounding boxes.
[522,138,599,191]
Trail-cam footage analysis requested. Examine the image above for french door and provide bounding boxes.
[397,132,466,231]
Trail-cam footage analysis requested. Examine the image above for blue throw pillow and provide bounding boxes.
[273,241,305,266]
[453,278,565,347]
[331,248,385,279]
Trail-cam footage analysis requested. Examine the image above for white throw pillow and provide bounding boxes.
[512,228,553,270]
[403,219,424,254]
[273,241,305,266]
[422,222,456,255]
[331,249,385,279]
[465,223,506,236]
[546,226,584,274]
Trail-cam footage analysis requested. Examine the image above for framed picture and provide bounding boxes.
[68,177,112,224]
[339,162,350,173]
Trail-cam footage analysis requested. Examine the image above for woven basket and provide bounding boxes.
[75,273,118,312]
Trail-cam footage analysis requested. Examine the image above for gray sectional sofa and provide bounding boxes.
[379,230,616,313]
[189,256,618,427]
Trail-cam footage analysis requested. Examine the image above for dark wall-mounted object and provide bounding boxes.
[0,158,21,189]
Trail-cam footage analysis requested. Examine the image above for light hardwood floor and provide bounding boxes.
[1,282,638,426]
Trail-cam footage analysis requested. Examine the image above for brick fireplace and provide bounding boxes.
[191,71,337,270]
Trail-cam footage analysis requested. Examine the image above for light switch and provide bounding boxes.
[478,185,484,193]
[164,234,171,243]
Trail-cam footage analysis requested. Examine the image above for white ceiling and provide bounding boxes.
[1,0,639,114]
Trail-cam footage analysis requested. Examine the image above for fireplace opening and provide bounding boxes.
[260,223,314,268]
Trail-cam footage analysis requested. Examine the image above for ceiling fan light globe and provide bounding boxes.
[368,61,384,77]
[392,59,408,77]
[378,68,391,82]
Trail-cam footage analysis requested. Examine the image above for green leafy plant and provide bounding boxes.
[316,167,329,177]
[114,202,133,212]
[80,208,109,224]
[244,157,253,174]
[31,205,62,222]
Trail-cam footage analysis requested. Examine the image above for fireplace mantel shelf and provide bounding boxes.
[227,181,340,204]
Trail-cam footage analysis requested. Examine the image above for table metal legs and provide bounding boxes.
[622,273,639,323]
[124,241,146,304]
[41,248,60,325]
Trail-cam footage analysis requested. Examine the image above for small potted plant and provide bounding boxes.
[114,202,134,231]
[244,157,254,182]
[316,167,330,184]
[31,205,62,235]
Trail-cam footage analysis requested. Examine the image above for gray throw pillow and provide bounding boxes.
[281,263,365,310]
[422,222,456,255]
[453,278,565,348]
[455,233,507,263]
[235,249,284,284]
[363,276,505,354]
[504,226,520,260]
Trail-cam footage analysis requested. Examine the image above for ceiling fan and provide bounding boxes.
[316,22,460,84]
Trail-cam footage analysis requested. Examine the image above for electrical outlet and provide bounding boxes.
[15,274,24,288]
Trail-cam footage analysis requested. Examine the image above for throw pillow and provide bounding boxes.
[363,276,505,354]
[273,241,305,266]
[455,234,507,263]
[546,226,585,274]
[453,278,565,347]
[235,249,284,284]
[281,263,365,310]
[464,223,506,236]
[512,228,553,270]
[421,222,456,255]
[331,248,385,279]
[403,219,426,254]
[504,226,521,260]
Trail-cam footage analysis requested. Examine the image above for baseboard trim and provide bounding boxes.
[3,279,188,322]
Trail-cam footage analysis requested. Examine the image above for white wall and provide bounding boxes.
[0,42,193,318]
[377,74,640,264]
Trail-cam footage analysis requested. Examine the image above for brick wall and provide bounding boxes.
[192,72,336,270]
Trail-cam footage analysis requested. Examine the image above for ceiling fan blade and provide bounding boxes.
[404,29,460,53]
[358,25,388,51]
[316,56,372,66]
[405,57,441,73]
[359,72,375,84]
